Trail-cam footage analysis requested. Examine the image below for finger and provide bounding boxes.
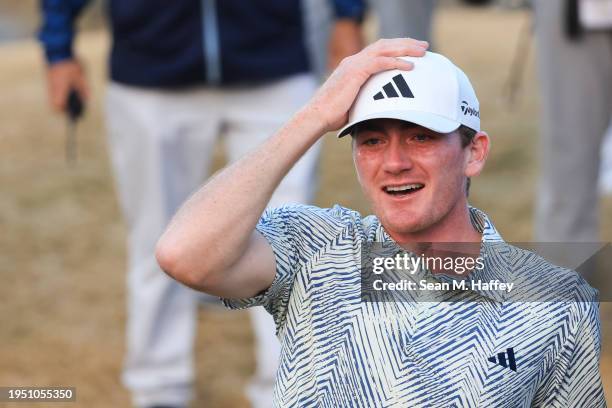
[47,67,71,112]
[75,76,90,102]
[376,37,429,50]
[367,56,415,75]
[74,62,90,101]
[375,41,428,58]
[367,38,429,57]
[50,82,69,113]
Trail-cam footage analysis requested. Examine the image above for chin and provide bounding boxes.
[378,207,430,237]
[392,218,429,236]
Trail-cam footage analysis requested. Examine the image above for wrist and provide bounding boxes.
[45,49,74,66]
[290,104,331,142]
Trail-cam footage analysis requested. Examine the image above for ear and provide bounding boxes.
[464,131,490,178]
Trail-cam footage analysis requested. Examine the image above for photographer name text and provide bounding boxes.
[372,279,514,293]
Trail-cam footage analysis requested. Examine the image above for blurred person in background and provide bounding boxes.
[38,1,364,407]
[532,0,612,248]
[368,0,435,46]
[312,0,436,75]
[600,125,612,194]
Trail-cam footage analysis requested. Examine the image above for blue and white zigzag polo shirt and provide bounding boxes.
[224,205,605,407]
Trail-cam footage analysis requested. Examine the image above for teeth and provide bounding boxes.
[386,184,424,192]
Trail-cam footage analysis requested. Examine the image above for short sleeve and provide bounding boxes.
[222,204,363,334]
[534,299,606,407]
[221,207,298,325]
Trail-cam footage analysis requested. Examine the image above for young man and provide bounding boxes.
[156,40,605,407]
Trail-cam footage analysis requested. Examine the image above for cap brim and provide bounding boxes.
[337,110,461,138]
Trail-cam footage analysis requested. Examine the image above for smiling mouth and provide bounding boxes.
[383,183,425,197]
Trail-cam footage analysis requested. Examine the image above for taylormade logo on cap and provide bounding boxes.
[460,100,480,118]
[338,52,480,137]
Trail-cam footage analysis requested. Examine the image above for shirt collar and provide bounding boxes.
[374,207,512,302]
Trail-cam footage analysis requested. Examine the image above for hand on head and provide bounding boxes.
[308,38,429,133]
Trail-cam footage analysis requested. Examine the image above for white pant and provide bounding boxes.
[599,123,612,194]
[533,0,612,243]
[104,74,319,408]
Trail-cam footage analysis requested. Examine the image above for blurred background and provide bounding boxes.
[1,0,611,407]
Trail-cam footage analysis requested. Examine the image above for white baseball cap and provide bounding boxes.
[338,51,480,137]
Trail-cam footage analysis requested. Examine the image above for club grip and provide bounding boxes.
[67,89,84,121]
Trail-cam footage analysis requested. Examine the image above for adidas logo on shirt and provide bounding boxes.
[488,347,517,372]
[373,74,415,100]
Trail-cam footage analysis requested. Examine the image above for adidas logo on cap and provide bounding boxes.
[373,74,414,100]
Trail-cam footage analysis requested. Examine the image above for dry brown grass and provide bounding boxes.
[1,5,611,408]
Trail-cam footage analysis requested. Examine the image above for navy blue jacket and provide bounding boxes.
[39,0,364,87]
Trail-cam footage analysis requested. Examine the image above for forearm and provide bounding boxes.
[157,105,327,281]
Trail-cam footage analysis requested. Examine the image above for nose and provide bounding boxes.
[382,137,413,175]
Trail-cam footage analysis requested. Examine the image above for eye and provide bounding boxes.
[356,133,384,146]
[413,133,432,142]
[363,138,382,146]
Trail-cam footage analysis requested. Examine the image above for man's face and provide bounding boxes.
[352,119,472,240]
